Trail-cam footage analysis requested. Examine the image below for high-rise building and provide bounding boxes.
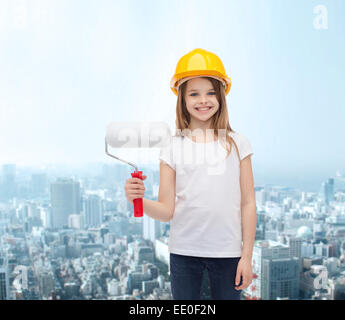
[322,178,334,205]
[155,238,169,265]
[301,242,314,257]
[244,240,290,300]
[83,194,103,228]
[0,257,10,300]
[315,242,333,258]
[50,178,81,229]
[1,164,16,202]
[38,270,55,298]
[143,214,161,243]
[261,257,300,300]
[287,236,303,258]
[40,207,52,228]
[26,201,40,219]
[127,272,151,294]
[256,189,268,206]
[31,173,47,197]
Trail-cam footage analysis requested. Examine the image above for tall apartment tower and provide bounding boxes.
[287,236,303,258]
[322,178,334,205]
[261,257,300,300]
[143,214,161,243]
[50,178,81,229]
[244,240,291,300]
[31,173,48,197]
[0,257,10,300]
[1,164,16,202]
[83,194,103,228]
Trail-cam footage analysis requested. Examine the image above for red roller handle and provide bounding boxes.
[131,170,144,218]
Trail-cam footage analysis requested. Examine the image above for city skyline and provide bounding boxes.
[1,160,345,194]
[0,161,344,300]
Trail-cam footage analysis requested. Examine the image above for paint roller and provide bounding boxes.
[105,121,171,218]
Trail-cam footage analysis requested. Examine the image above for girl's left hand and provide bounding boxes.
[234,257,253,290]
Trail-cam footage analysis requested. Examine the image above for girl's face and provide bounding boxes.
[184,77,219,123]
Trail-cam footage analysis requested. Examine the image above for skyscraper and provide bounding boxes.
[287,236,303,258]
[31,173,47,197]
[261,257,300,300]
[0,257,10,300]
[322,178,334,205]
[1,164,16,202]
[83,194,103,228]
[50,178,81,229]
[256,189,268,206]
[143,214,161,243]
[244,240,291,300]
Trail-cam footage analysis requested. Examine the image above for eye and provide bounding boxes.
[190,92,216,96]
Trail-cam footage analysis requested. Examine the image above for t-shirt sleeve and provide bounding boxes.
[238,134,254,161]
[239,135,253,160]
[159,139,176,171]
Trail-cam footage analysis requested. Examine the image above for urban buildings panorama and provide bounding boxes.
[0,162,345,300]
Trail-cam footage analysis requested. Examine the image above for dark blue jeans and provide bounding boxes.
[170,253,242,300]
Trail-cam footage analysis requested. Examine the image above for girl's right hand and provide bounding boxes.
[124,176,147,205]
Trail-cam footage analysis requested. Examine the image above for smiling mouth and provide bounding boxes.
[195,106,213,112]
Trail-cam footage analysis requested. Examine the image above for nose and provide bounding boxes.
[198,94,209,105]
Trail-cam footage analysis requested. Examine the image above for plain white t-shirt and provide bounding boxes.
[159,131,254,258]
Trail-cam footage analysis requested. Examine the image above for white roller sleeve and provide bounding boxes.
[105,121,171,149]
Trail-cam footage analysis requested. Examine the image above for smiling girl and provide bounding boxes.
[125,48,257,300]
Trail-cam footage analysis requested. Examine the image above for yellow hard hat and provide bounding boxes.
[170,48,232,96]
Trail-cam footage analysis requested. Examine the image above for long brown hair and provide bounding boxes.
[174,76,239,160]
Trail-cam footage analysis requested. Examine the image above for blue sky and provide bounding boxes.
[0,0,344,189]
